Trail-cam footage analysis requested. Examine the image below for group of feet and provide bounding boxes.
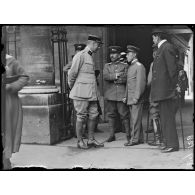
[77,133,179,153]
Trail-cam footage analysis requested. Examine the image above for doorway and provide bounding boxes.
[108,25,154,73]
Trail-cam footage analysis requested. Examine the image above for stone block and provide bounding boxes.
[20,93,67,145]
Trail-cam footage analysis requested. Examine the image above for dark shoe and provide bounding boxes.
[124,141,139,146]
[159,143,166,150]
[148,139,161,146]
[161,147,179,153]
[124,141,131,146]
[106,135,116,142]
[145,129,154,133]
[138,140,144,144]
[87,139,104,148]
[77,140,89,149]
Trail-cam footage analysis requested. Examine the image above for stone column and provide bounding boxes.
[19,26,66,144]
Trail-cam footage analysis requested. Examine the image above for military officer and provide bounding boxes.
[123,45,146,146]
[68,35,104,149]
[103,46,130,143]
[147,45,161,146]
[151,29,179,153]
[63,43,86,72]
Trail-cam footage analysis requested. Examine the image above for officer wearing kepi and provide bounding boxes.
[68,35,104,149]
[123,45,146,146]
[103,46,130,142]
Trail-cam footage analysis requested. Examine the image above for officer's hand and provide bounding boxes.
[116,72,124,79]
[176,85,181,93]
[132,98,138,104]
[122,97,127,103]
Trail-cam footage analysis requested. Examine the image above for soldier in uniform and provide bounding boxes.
[103,46,130,142]
[123,45,146,146]
[147,45,161,146]
[68,35,104,149]
[63,43,86,72]
[151,29,179,153]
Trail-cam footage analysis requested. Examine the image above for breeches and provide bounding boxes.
[73,100,99,122]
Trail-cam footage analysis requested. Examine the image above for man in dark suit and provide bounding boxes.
[151,29,179,153]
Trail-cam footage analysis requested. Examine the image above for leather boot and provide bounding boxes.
[87,119,104,148]
[148,118,161,146]
[123,119,131,146]
[76,121,83,141]
[76,121,88,149]
[77,139,88,149]
[106,118,116,142]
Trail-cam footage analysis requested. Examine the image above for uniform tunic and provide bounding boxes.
[126,59,146,105]
[103,61,129,121]
[4,55,29,159]
[126,59,146,143]
[68,46,98,101]
[103,61,128,101]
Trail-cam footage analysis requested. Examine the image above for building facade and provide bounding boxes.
[4,25,194,144]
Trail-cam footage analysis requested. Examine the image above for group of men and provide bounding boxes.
[67,30,183,153]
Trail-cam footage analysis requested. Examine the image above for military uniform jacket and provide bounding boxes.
[68,46,98,101]
[151,41,177,102]
[125,59,146,105]
[103,61,128,101]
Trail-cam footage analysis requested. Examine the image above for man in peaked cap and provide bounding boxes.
[123,45,146,146]
[63,43,86,72]
[150,29,179,153]
[68,35,104,149]
[103,46,130,142]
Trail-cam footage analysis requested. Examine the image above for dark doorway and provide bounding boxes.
[108,25,154,73]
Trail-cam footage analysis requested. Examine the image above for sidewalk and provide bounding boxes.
[11,122,193,169]
[11,99,193,169]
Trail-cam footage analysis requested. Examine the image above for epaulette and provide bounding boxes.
[88,50,93,56]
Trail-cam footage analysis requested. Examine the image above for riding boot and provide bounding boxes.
[87,119,104,147]
[148,118,161,146]
[76,121,88,149]
[123,119,131,146]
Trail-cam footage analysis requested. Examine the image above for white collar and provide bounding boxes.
[131,58,138,64]
[86,46,93,53]
[158,39,167,48]
[6,54,13,59]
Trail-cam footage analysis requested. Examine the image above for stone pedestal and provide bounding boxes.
[19,90,65,144]
[19,26,68,144]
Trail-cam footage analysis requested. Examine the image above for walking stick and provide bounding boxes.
[178,94,185,150]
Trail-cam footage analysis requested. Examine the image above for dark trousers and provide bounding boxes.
[159,98,179,148]
[107,101,129,120]
[107,101,129,136]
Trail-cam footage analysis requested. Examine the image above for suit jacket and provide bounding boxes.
[125,59,146,105]
[68,46,98,101]
[103,61,128,101]
[151,41,177,102]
